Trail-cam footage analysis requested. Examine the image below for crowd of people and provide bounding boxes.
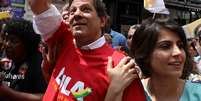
[0,0,201,101]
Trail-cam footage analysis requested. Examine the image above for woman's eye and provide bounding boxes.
[159,43,171,49]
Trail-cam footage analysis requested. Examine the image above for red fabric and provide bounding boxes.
[42,21,146,101]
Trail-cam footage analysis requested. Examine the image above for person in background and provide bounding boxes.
[61,3,69,23]
[103,33,112,46]
[127,24,140,50]
[186,24,201,82]
[105,15,129,54]
[193,24,201,56]
[29,0,146,100]
[110,29,128,52]
[194,24,201,41]
[187,38,200,72]
[184,24,201,80]
[0,18,47,101]
[187,38,201,83]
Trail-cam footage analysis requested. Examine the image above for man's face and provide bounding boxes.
[68,0,106,47]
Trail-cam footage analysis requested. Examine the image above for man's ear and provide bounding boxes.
[99,16,107,28]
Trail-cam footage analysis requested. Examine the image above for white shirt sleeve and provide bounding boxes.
[33,4,63,41]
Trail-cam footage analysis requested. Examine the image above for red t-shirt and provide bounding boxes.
[42,22,146,101]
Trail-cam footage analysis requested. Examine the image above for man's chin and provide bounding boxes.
[73,31,84,36]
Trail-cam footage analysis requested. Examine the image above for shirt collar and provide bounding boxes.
[80,36,106,50]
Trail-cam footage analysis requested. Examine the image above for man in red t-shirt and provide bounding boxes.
[30,0,146,100]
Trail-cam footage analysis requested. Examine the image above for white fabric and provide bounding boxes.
[33,4,62,41]
[144,0,169,14]
[81,36,106,50]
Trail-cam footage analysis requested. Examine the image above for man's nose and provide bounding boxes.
[74,9,83,20]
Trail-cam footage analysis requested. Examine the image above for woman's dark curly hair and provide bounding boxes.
[130,17,193,79]
[3,19,41,55]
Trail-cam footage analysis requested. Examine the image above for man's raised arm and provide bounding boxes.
[29,0,50,15]
[28,0,62,40]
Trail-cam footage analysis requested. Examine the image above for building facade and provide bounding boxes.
[103,0,201,35]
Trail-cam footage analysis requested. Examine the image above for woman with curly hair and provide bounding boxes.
[0,18,47,101]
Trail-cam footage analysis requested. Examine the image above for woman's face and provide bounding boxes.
[5,34,26,62]
[150,29,186,78]
[127,28,136,49]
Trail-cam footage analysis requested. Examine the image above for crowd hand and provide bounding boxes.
[0,83,43,101]
[107,56,139,94]
[40,42,59,82]
[40,44,52,82]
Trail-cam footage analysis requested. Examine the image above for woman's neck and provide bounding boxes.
[146,77,185,101]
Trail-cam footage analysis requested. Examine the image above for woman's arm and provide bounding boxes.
[104,57,139,101]
[0,84,43,101]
